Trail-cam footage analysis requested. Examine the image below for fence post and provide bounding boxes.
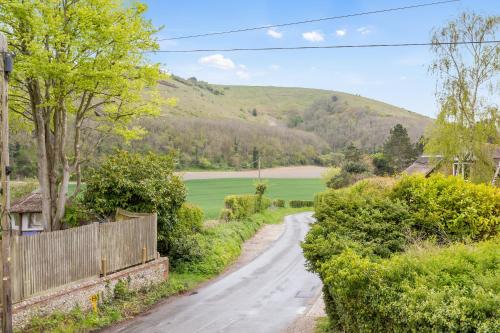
[142,246,147,265]
[101,258,107,277]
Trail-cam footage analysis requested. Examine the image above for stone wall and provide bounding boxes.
[10,257,169,329]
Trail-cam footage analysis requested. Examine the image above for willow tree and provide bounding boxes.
[426,12,499,182]
[0,0,165,230]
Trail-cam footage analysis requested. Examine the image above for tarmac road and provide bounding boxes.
[103,212,322,333]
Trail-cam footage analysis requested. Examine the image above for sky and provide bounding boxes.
[141,0,499,118]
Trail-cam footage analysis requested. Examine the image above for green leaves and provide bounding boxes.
[82,151,186,254]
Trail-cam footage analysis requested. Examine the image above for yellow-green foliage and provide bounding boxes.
[320,238,499,333]
[223,194,271,220]
[392,174,500,241]
[305,175,500,332]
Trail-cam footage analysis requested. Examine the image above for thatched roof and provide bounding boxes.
[11,192,42,213]
[405,155,443,176]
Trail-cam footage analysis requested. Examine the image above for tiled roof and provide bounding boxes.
[404,155,443,176]
[11,192,42,213]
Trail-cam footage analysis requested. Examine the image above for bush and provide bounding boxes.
[319,239,499,332]
[304,175,500,332]
[219,208,233,222]
[344,161,369,174]
[224,194,271,220]
[326,170,370,189]
[289,200,314,208]
[305,189,412,271]
[83,151,186,255]
[166,203,205,267]
[175,203,203,234]
[392,174,500,241]
[273,199,286,208]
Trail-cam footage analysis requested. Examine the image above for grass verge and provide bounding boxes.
[21,207,310,333]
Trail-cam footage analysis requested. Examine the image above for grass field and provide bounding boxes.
[185,178,325,219]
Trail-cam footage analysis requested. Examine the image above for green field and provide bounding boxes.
[185,178,325,219]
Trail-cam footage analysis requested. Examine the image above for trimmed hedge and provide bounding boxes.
[273,199,286,208]
[303,175,500,332]
[289,200,314,208]
[223,194,271,220]
[320,239,499,332]
[392,174,500,241]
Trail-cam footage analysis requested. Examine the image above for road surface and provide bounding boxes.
[104,212,322,333]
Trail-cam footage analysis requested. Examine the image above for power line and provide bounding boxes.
[146,40,500,53]
[158,0,460,41]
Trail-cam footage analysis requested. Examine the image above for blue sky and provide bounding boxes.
[142,0,498,118]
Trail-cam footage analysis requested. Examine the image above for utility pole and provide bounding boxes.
[258,157,261,182]
[0,33,13,333]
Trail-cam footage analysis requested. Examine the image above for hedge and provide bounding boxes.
[303,175,500,332]
[319,239,499,332]
[223,194,271,220]
[289,200,314,208]
[273,199,286,208]
[392,174,500,241]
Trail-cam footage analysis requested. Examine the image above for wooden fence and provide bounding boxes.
[1,214,157,303]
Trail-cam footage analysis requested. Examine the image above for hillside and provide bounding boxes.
[130,76,432,168]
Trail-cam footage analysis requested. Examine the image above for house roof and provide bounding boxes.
[404,155,443,176]
[11,192,42,213]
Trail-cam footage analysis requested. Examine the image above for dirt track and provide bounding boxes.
[180,166,327,180]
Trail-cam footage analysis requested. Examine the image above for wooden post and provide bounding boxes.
[101,258,107,277]
[258,157,261,182]
[142,246,147,265]
[0,33,13,333]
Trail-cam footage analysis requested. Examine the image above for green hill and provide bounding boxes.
[131,75,432,168]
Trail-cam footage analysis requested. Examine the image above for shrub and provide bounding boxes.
[175,203,203,234]
[273,199,286,208]
[289,200,314,208]
[321,167,341,185]
[83,151,186,255]
[326,170,370,189]
[166,203,205,267]
[224,194,271,220]
[63,200,91,228]
[219,208,233,222]
[319,239,499,332]
[391,174,500,241]
[304,189,412,271]
[344,161,369,174]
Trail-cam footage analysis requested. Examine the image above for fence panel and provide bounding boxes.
[100,214,157,274]
[0,214,157,304]
[11,223,100,302]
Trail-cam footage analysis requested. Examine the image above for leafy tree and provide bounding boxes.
[426,12,499,183]
[383,124,417,172]
[252,146,259,168]
[343,143,362,163]
[372,152,394,176]
[0,0,165,230]
[83,151,186,255]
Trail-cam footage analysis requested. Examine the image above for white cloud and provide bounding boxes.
[335,29,347,37]
[267,28,283,39]
[198,54,235,70]
[269,64,280,71]
[302,31,324,42]
[236,70,251,79]
[357,26,372,35]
